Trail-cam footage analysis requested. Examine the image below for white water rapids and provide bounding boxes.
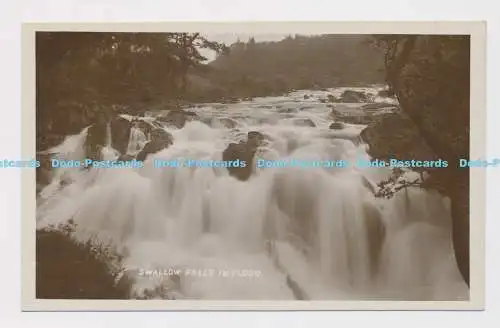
[36,87,469,301]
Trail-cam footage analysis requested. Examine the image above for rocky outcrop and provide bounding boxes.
[365,35,471,286]
[222,131,266,181]
[327,94,338,103]
[339,90,370,103]
[361,102,398,111]
[329,122,345,130]
[213,117,238,129]
[330,103,399,126]
[110,116,132,155]
[360,113,438,167]
[293,118,316,127]
[136,128,174,161]
[156,109,199,129]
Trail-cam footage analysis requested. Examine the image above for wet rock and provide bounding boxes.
[247,131,266,148]
[85,126,106,161]
[286,274,308,300]
[330,104,397,126]
[361,102,398,111]
[222,131,265,181]
[134,120,154,136]
[327,94,338,103]
[278,107,297,114]
[337,115,374,125]
[136,128,174,161]
[329,122,345,130]
[157,109,199,129]
[110,116,132,155]
[117,154,135,161]
[215,117,238,129]
[360,112,437,165]
[377,89,395,98]
[293,118,316,127]
[339,90,369,103]
[222,143,254,181]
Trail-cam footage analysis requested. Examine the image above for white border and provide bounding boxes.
[21,21,485,312]
[1,1,499,327]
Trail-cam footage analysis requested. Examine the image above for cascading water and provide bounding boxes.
[36,87,469,301]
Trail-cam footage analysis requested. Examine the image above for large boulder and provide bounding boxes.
[327,94,339,103]
[360,112,437,167]
[222,131,266,181]
[136,128,174,161]
[330,103,398,126]
[339,90,370,103]
[329,122,345,130]
[110,116,132,155]
[85,124,107,161]
[293,118,316,127]
[157,109,199,129]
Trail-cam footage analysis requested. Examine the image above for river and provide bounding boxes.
[35,86,469,301]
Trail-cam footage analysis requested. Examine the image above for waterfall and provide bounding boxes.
[36,87,469,301]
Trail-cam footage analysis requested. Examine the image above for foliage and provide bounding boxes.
[36,32,228,145]
[36,219,133,299]
[197,34,386,100]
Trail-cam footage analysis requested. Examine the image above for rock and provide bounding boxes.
[293,118,316,127]
[377,89,394,98]
[360,112,437,167]
[135,120,154,136]
[339,90,369,103]
[157,109,199,129]
[247,131,266,148]
[85,125,106,161]
[222,143,254,181]
[110,116,132,155]
[222,131,266,181]
[327,94,338,103]
[286,274,308,300]
[361,103,398,111]
[215,118,238,129]
[303,95,310,99]
[117,154,135,161]
[330,104,397,126]
[278,107,297,114]
[136,128,173,161]
[329,122,345,130]
[338,115,374,125]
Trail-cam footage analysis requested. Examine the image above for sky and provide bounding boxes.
[199,33,290,62]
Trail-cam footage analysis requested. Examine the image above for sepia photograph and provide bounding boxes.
[22,22,485,310]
